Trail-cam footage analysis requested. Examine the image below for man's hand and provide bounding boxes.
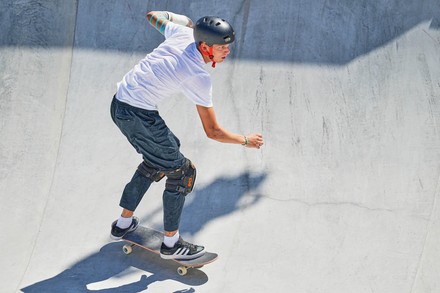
[196,105,264,149]
[168,12,193,28]
[244,133,264,149]
[146,11,193,35]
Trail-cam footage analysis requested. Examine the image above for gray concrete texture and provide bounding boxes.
[1,0,439,292]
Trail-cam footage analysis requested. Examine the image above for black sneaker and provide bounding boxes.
[160,237,205,260]
[110,216,139,240]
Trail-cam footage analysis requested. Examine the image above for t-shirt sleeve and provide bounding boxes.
[165,21,192,40]
[181,74,213,107]
[164,21,178,38]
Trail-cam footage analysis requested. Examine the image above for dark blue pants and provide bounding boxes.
[111,97,187,232]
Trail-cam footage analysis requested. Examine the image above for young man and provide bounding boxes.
[110,11,264,260]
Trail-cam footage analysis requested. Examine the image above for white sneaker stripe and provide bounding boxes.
[174,247,189,256]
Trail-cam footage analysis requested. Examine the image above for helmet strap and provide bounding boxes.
[198,44,216,68]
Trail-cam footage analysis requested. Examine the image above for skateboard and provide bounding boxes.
[121,225,217,276]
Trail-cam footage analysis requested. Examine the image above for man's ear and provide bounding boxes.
[200,42,210,52]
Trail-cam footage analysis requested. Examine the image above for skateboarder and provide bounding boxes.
[110,10,264,260]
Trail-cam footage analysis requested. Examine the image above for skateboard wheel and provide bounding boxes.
[122,244,133,255]
[177,266,187,276]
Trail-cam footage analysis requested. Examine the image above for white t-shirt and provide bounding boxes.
[116,22,213,111]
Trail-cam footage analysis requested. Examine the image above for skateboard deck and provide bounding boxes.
[122,225,217,276]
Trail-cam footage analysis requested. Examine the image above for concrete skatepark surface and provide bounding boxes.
[1,0,440,292]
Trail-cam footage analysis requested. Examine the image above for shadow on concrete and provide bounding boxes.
[20,171,266,292]
[138,171,267,235]
[21,242,207,293]
[181,171,267,236]
[1,0,438,64]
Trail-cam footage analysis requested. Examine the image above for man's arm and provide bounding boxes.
[196,105,264,149]
[146,11,193,35]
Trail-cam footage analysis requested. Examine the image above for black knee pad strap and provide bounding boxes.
[137,161,165,182]
[165,159,196,195]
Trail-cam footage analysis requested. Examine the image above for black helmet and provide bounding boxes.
[194,16,235,46]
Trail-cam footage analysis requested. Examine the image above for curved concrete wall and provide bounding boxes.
[1,1,439,292]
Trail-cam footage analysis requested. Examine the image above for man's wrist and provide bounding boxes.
[166,11,193,27]
[242,136,248,146]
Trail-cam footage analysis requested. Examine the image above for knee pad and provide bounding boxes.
[137,161,165,182]
[165,159,197,195]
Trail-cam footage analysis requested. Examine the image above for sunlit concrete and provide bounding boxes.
[1,1,439,292]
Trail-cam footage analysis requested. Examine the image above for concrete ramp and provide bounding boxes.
[1,1,440,292]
